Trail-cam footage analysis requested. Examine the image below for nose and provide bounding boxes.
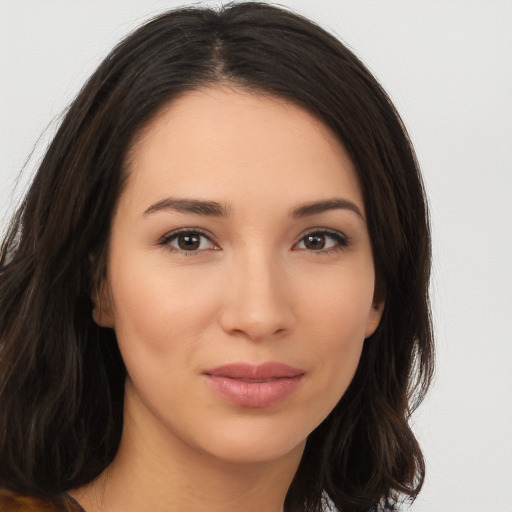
[218,250,295,342]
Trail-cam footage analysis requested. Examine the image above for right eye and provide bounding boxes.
[159,229,219,255]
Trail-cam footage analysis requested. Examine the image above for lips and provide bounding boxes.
[203,362,304,408]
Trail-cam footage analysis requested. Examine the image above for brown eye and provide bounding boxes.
[304,234,326,250]
[161,230,217,253]
[295,230,348,252]
[177,233,201,251]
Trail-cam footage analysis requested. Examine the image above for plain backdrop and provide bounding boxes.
[1,1,511,511]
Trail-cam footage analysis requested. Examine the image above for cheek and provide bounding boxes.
[298,260,375,342]
[295,266,374,408]
[106,259,224,420]
[107,255,222,365]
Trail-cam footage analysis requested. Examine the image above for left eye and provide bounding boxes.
[295,231,348,252]
[161,230,217,253]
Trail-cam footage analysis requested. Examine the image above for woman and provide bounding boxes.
[0,3,433,511]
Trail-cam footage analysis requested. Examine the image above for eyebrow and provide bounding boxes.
[143,198,229,217]
[291,198,364,220]
[142,196,364,220]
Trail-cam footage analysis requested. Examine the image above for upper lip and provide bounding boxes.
[203,362,304,380]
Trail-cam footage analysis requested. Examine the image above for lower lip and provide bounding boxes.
[204,375,303,408]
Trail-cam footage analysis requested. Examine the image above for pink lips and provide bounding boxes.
[203,362,304,408]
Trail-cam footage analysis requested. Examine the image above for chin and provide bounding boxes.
[209,437,305,467]
[188,417,309,466]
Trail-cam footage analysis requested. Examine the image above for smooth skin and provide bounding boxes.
[71,86,383,512]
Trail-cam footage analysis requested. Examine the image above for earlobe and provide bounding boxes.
[92,280,115,328]
[364,299,384,339]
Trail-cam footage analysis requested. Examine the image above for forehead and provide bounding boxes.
[123,86,364,214]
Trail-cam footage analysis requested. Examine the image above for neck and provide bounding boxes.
[70,392,304,512]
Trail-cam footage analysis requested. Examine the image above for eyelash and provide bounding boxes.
[157,228,350,256]
[158,228,218,256]
[296,229,350,254]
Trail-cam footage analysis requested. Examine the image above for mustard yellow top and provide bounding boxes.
[0,488,85,512]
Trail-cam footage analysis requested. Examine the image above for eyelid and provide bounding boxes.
[157,226,349,254]
[158,227,220,253]
[293,227,350,252]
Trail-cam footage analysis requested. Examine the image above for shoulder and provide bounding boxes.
[0,488,84,512]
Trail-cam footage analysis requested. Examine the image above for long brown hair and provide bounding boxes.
[0,3,434,511]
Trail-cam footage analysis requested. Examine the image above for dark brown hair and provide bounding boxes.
[0,3,434,511]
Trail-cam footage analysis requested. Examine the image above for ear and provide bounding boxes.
[364,294,385,339]
[92,279,115,328]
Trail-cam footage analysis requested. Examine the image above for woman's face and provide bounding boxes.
[95,86,383,465]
